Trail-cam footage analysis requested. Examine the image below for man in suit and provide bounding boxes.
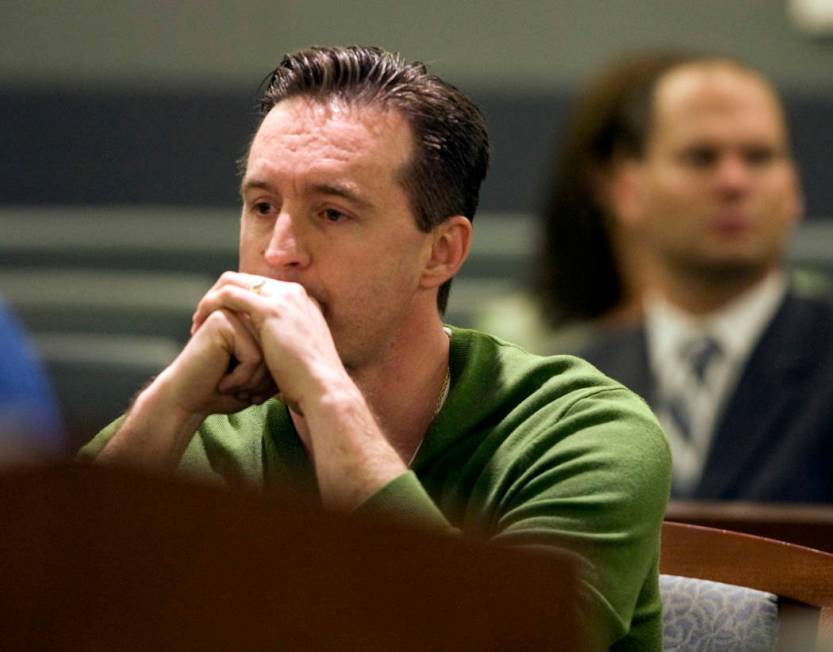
[581,55,833,502]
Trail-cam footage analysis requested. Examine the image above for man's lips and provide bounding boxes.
[710,212,753,236]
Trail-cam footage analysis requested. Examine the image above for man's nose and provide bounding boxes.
[714,154,752,195]
[264,213,311,270]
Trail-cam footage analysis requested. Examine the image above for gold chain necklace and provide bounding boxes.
[433,365,451,417]
[409,362,450,467]
[409,328,452,467]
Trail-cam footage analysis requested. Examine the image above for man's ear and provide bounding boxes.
[609,161,645,229]
[420,215,472,289]
[785,160,805,227]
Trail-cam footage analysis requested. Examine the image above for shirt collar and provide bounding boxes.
[645,271,787,376]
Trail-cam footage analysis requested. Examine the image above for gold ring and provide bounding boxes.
[250,279,266,295]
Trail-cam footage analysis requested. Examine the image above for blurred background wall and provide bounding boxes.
[1,0,832,447]
[2,0,833,214]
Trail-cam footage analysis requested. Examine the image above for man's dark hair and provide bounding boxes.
[534,51,692,328]
[251,45,491,314]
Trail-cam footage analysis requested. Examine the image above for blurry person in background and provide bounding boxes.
[477,51,689,354]
[581,55,833,502]
[0,297,64,463]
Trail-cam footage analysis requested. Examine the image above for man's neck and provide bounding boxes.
[292,316,451,465]
[653,265,776,316]
[355,318,451,462]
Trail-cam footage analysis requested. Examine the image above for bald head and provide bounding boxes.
[611,57,803,310]
[647,60,791,158]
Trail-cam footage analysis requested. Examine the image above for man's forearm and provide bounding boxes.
[302,377,407,511]
[95,372,206,472]
[94,307,271,470]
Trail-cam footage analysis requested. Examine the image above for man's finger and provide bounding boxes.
[192,272,270,333]
[209,309,268,393]
[193,284,271,335]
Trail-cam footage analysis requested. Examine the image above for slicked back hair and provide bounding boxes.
[251,45,491,314]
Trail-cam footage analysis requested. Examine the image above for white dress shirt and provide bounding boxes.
[644,271,787,495]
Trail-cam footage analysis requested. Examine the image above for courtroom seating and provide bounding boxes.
[666,500,833,554]
[0,208,232,444]
[2,206,832,329]
[0,207,537,436]
[0,265,205,448]
[34,332,180,452]
[660,574,778,651]
[0,206,537,328]
[660,521,833,652]
[0,207,533,329]
[3,204,831,454]
[0,268,212,344]
[0,207,239,278]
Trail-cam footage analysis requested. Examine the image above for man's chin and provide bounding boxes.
[681,255,773,285]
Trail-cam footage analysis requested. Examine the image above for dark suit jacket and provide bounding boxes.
[580,292,833,503]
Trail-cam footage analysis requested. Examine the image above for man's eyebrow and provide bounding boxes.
[240,178,273,197]
[239,179,375,210]
[308,182,375,210]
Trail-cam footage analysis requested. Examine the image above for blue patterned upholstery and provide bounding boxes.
[660,574,779,652]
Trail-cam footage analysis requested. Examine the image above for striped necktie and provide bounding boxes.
[665,336,722,442]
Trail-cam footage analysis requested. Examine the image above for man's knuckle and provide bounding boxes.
[204,311,225,328]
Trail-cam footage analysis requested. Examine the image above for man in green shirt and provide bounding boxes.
[81,45,670,650]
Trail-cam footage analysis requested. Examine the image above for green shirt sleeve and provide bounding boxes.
[358,381,670,651]
[489,387,669,650]
[76,416,125,462]
[353,471,458,534]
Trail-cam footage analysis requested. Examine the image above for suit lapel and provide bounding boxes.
[584,326,656,406]
[625,329,655,405]
[696,293,815,497]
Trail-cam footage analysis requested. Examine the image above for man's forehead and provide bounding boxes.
[650,63,787,141]
[251,96,413,165]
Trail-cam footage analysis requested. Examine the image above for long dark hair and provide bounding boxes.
[534,51,691,328]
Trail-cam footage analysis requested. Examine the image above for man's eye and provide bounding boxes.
[681,148,716,167]
[744,146,776,167]
[254,202,273,215]
[322,208,346,222]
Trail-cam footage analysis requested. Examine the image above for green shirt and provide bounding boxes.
[80,326,670,650]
